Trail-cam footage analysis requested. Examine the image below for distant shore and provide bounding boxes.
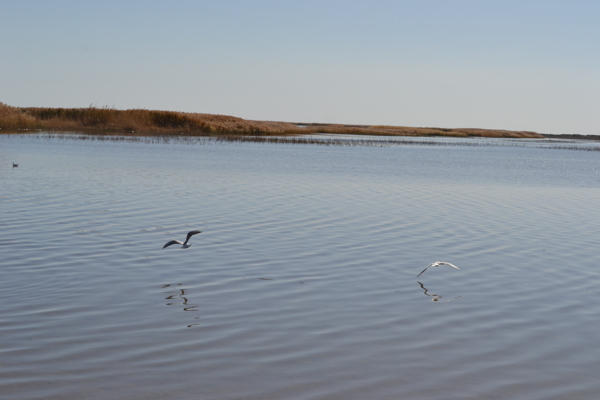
[542,133,600,141]
[0,102,545,138]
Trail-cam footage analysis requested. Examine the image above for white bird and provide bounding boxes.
[163,230,202,249]
[417,261,460,277]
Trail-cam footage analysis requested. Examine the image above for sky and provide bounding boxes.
[1,0,599,134]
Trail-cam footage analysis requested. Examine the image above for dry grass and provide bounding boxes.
[294,123,543,138]
[0,102,544,138]
[0,102,38,129]
[0,103,301,135]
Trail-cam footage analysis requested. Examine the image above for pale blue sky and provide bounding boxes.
[2,1,599,134]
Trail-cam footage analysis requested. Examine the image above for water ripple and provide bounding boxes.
[1,134,600,399]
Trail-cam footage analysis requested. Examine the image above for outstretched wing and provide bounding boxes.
[418,261,460,276]
[417,261,447,277]
[439,262,460,270]
[417,264,433,277]
[163,240,183,249]
[183,230,202,245]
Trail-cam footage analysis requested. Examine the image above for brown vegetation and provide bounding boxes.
[0,102,544,138]
[293,122,543,138]
[0,103,298,135]
[543,133,600,141]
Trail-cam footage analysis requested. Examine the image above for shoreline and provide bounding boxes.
[1,102,545,138]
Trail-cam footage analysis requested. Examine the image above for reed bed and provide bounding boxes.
[0,102,545,138]
[1,103,299,135]
[544,133,600,141]
[296,123,544,138]
[12,132,600,152]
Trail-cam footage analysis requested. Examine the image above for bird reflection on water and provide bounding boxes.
[417,281,461,302]
[161,283,200,327]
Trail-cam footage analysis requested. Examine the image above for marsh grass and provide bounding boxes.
[0,102,545,138]
[0,102,38,130]
[0,103,301,135]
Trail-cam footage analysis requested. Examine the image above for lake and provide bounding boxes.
[1,133,599,399]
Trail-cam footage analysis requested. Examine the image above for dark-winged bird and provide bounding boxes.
[163,230,202,249]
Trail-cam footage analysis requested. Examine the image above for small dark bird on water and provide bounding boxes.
[417,261,460,277]
[12,163,18,168]
[163,230,202,249]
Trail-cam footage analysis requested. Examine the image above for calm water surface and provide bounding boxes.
[1,134,599,399]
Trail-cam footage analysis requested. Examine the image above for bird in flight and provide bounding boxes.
[417,261,460,277]
[163,230,202,249]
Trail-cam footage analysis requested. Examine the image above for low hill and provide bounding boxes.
[0,102,544,138]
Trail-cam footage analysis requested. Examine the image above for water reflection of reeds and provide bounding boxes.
[9,132,600,151]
